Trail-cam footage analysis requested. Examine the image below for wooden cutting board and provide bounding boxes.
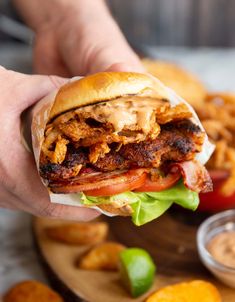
[33,210,235,301]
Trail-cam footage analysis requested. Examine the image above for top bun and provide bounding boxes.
[49,72,170,120]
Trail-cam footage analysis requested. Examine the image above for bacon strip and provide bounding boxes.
[171,160,213,193]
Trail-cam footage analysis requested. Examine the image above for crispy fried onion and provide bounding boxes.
[89,142,110,163]
[156,103,191,124]
[41,132,69,164]
[41,97,192,165]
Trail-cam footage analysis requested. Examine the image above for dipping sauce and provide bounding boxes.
[207,231,235,268]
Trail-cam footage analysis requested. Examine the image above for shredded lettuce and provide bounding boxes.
[80,181,199,226]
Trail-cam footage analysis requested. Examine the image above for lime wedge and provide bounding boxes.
[119,248,156,297]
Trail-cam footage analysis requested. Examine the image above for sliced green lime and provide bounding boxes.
[119,248,156,297]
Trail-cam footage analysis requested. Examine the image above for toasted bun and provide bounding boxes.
[98,204,132,217]
[49,72,170,120]
[142,59,206,108]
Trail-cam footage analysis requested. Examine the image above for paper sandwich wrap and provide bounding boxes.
[30,75,214,215]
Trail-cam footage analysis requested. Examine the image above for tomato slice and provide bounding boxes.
[51,169,146,194]
[134,171,181,192]
[84,171,147,196]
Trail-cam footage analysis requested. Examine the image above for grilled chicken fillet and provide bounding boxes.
[40,119,204,182]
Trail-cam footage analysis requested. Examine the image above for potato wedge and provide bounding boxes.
[78,241,126,270]
[146,280,221,302]
[45,221,108,245]
[3,280,63,302]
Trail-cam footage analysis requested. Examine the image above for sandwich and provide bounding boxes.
[32,72,214,225]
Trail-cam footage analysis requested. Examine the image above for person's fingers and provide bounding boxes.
[10,147,99,222]
[0,199,17,211]
[62,35,144,75]
[0,67,99,221]
[7,192,100,221]
[36,202,100,221]
[33,31,70,77]
[0,68,68,112]
[17,74,68,111]
[58,3,144,75]
[105,62,146,73]
[85,45,145,75]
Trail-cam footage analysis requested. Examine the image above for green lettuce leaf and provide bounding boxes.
[130,196,173,226]
[80,181,199,226]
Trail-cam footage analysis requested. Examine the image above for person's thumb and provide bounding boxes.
[21,74,68,109]
[0,67,68,112]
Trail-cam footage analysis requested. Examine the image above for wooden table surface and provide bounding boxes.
[34,212,235,301]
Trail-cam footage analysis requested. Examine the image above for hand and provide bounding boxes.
[0,66,99,220]
[13,0,145,76]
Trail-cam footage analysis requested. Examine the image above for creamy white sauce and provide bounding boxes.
[207,231,235,269]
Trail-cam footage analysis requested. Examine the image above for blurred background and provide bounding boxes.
[1,0,235,47]
[1,0,235,297]
[110,0,235,47]
[1,0,235,89]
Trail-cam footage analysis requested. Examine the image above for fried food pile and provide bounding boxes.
[197,94,235,196]
[39,96,205,190]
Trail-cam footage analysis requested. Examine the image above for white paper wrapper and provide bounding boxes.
[31,78,115,216]
[31,76,214,215]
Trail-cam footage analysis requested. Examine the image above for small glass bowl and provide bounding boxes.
[197,209,235,288]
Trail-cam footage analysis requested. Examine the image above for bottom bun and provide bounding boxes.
[98,203,133,216]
